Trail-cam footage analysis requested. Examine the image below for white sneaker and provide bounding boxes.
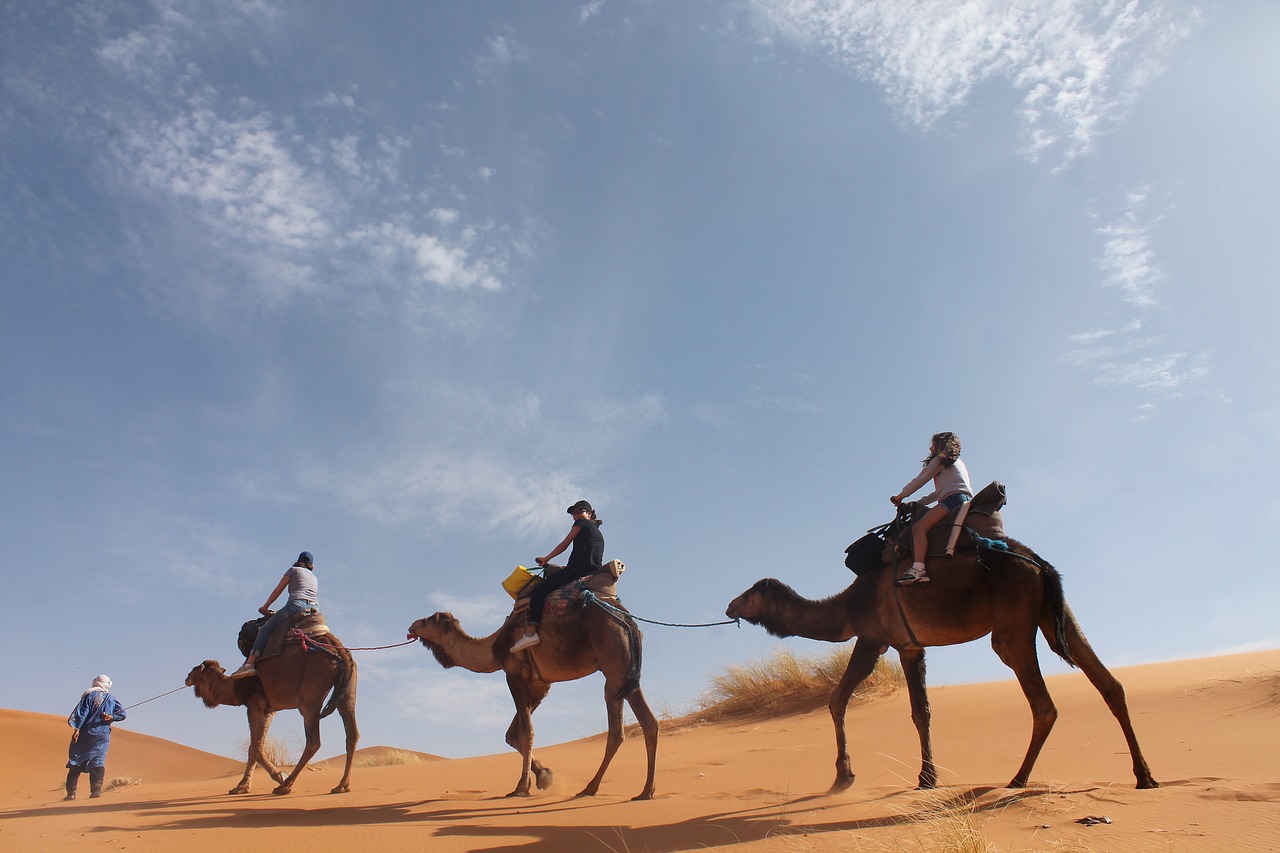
[895,566,930,586]
[510,633,541,653]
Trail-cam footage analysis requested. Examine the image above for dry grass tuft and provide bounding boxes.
[355,749,423,768]
[104,776,141,791]
[241,734,294,768]
[690,646,904,723]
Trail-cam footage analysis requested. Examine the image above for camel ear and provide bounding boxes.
[202,660,223,672]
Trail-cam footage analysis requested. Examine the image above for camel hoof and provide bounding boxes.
[534,766,554,790]
[574,787,599,798]
[228,786,250,795]
[329,785,350,794]
[1138,778,1160,790]
[632,790,655,801]
[828,775,855,794]
[505,788,532,798]
[1006,778,1027,789]
[272,785,293,796]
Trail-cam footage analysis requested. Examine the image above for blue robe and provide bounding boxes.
[67,691,126,769]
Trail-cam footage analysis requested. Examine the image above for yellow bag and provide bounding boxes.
[502,565,539,599]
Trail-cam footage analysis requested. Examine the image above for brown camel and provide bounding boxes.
[184,632,358,795]
[725,539,1158,793]
[406,603,659,800]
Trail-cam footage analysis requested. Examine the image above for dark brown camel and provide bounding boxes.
[407,602,658,800]
[726,539,1158,793]
[184,632,358,795]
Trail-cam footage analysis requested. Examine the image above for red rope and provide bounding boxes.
[291,629,416,653]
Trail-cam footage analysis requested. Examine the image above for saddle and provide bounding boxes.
[509,559,626,618]
[845,481,1008,574]
[237,610,331,661]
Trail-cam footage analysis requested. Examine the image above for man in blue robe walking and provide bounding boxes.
[65,675,126,800]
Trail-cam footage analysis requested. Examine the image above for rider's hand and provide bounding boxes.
[535,556,548,566]
[890,495,902,506]
[258,605,272,616]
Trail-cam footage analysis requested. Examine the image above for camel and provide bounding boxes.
[184,630,358,795]
[726,538,1158,793]
[406,602,659,800]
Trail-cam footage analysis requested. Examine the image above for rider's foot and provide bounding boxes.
[510,633,541,653]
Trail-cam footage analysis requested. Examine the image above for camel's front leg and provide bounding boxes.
[232,708,282,794]
[899,647,936,789]
[504,675,536,797]
[828,639,884,793]
[274,706,324,795]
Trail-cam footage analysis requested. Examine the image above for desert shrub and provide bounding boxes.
[355,749,422,768]
[241,734,294,768]
[104,776,141,791]
[693,646,903,722]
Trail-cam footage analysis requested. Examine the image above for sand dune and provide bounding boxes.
[2,650,1277,851]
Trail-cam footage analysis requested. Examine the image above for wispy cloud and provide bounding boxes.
[1064,187,1214,409]
[80,3,519,313]
[754,0,1198,163]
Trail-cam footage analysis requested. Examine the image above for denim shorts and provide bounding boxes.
[940,492,971,511]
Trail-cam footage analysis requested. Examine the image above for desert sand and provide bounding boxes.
[2,649,1277,852]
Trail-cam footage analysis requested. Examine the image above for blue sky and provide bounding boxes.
[3,0,1277,762]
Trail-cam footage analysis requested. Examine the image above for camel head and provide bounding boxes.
[185,660,230,708]
[726,578,796,633]
[407,612,463,669]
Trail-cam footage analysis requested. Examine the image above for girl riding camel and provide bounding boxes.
[890,432,972,586]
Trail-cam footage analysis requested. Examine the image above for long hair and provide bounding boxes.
[925,431,962,467]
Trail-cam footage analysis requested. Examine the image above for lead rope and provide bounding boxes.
[122,684,191,711]
[581,590,740,629]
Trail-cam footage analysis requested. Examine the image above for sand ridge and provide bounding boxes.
[2,650,1277,851]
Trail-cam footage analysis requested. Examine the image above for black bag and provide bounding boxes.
[844,530,886,574]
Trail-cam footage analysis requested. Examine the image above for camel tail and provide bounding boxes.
[612,615,643,702]
[320,645,356,719]
[1037,558,1077,669]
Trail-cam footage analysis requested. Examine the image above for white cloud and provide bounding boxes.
[755,0,1198,163]
[393,668,514,729]
[122,108,332,250]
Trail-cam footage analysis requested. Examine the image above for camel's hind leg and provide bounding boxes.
[990,627,1058,789]
[1042,605,1159,789]
[828,638,886,793]
[330,703,359,794]
[625,688,659,800]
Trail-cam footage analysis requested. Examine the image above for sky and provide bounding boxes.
[3,0,1278,764]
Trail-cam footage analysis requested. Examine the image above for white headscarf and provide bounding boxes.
[84,674,112,695]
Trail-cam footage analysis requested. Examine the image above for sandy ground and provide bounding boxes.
[2,650,1277,852]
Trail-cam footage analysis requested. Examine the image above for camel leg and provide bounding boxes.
[1044,607,1159,789]
[899,647,937,789]
[828,638,885,793]
[577,692,625,798]
[504,674,536,797]
[274,705,323,796]
[625,688,659,801]
[330,704,359,794]
[232,708,281,794]
[991,629,1057,788]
